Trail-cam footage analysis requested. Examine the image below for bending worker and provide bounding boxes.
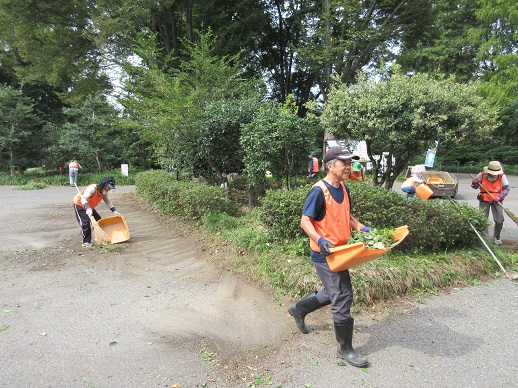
[68,159,82,187]
[471,161,510,245]
[289,146,374,368]
[73,176,121,247]
[401,174,424,199]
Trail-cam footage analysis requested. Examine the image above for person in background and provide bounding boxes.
[471,161,510,245]
[68,159,83,187]
[73,176,121,247]
[401,174,424,199]
[348,161,365,181]
[307,152,319,179]
[288,146,374,368]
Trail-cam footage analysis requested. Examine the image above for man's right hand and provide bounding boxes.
[318,237,334,256]
[86,208,93,216]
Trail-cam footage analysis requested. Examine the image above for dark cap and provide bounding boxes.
[99,176,116,191]
[324,146,355,163]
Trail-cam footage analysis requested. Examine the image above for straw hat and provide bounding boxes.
[484,161,503,176]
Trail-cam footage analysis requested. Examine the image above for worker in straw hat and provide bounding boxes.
[471,161,510,245]
[288,146,374,368]
[73,176,121,247]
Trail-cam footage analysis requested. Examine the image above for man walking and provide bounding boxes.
[289,146,374,367]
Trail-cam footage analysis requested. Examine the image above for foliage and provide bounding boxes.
[0,86,42,174]
[14,181,48,190]
[294,0,435,101]
[0,170,135,187]
[257,180,489,254]
[348,229,396,249]
[135,170,239,219]
[121,28,262,179]
[194,96,261,184]
[0,0,111,105]
[47,93,125,172]
[319,69,500,189]
[471,0,518,107]
[241,97,316,199]
[257,186,309,240]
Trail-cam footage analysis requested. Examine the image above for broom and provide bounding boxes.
[469,174,518,227]
[75,184,111,245]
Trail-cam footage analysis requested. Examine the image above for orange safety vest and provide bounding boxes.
[349,170,364,181]
[479,172,503,202]
[308,157,319,173]
[309,181,351,253]
[73,184,105,210]
[402,177,418,187]
[69,162,79,169]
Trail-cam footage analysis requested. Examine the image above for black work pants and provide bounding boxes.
[74,205,100,244]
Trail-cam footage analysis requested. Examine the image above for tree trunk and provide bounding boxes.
[9,146,15,176]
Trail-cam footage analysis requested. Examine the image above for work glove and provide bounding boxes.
[113,210,121,216]
[86,208,93,217]
[317,237,334,256]
[361,226,374,232]
[493,196,501,203]
[471,178,480,189]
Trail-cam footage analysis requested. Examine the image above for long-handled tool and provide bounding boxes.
[449,198,517,280]
[74,183,110,245]
[469,173,518,227]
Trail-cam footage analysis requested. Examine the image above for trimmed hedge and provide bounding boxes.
[135,170,239,219]
[258,181,489,254]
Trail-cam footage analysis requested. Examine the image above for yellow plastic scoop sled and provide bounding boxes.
[326,225,409,272]
[97,215,130,244]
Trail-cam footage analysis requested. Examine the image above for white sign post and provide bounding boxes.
[121,164,129,177]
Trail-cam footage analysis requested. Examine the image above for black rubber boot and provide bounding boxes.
[288,291,327,334]
[334,319,369,367]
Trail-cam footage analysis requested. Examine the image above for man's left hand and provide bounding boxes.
[361,226,374,232]
[493,196,501,203]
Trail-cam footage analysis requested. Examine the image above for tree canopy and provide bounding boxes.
[320,70,500,188]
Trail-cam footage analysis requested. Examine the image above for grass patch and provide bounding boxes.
[200,206,518,307]
[14,181,49,190]
[131,170,518,308]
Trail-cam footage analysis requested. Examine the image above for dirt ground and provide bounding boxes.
[1,174,517,387]
[0,185,294,387]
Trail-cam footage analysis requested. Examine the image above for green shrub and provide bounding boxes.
[257,181,489,254]
[258,186,308,240]
[135,170,239,219]
[0,170,135,186]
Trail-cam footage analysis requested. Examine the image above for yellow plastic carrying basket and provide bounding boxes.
[416,184,433,200]
[426,177,444,185]
[326,226,409,272]
[97,215,130,244]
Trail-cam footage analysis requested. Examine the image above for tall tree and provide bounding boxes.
[319,69,499,189]
[0,86,41,174]
[471,0,518,106]
[50,94,120,172]
[120,29,263,177]
[0,0,111,105]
